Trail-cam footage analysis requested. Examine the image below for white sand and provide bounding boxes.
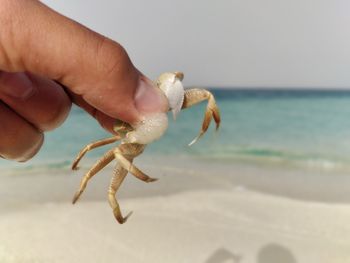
[1,156,350,262]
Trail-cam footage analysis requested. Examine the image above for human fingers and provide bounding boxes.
[0,101,43,161]
[0,71,71,131]
[0,0,168,126]
[0,71,71,161]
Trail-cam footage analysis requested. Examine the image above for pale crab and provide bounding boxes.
[71,72,221,224]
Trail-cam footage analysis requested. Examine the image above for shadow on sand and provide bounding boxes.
[258,243,297,263]
[204,243,297,263]
[205,247,241,263]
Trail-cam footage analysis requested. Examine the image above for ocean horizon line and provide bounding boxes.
[207,88,350,100]
[207,86,350,91]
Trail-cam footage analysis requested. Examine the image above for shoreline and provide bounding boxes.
[0,156,350,262]
[2,155,350,205]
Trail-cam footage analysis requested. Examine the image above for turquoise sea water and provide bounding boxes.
[3,89,350,173]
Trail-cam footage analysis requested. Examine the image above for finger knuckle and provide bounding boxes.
[93,36,132,79]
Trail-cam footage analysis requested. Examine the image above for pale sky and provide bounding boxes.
[44,0,350,88]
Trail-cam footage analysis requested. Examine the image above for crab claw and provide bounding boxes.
[124,113,168,145]
[156,72,185,120]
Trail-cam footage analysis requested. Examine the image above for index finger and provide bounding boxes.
[0,0,141,123]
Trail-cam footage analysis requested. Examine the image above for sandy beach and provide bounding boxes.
[0,0,348,261]
[1,156,350,262]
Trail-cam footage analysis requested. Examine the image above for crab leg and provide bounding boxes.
[72,136,120,170]
[108,163,133,224]
[113,150,158,183]
[182,88,221,145]
[72,149,115,204]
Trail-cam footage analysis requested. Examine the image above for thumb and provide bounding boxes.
[0,0,167,124]
[134,75,168,116]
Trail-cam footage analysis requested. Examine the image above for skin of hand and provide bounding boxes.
[0,0,168,162]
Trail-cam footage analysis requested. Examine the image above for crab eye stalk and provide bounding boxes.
[174,72,184,81]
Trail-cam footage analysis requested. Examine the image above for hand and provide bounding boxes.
[0,0,168,162]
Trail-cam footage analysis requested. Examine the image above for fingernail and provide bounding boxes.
[134,76,168,114]
[0,72,35,100]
